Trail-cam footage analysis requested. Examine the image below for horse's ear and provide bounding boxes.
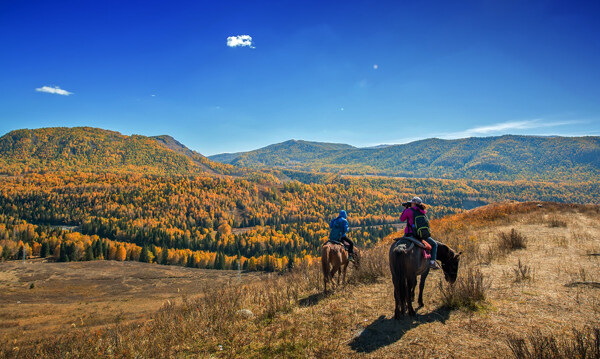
[456,251,462,258]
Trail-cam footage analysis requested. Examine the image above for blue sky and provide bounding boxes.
[1,0,599,155]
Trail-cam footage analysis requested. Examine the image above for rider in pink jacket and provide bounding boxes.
[400,197,439,269]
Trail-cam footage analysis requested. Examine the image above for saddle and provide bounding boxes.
[396,236,431,259]
[326,239,350,253]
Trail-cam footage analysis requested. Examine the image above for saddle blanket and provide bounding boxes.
[397,236,431,259]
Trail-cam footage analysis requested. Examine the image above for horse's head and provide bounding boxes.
[442,251,461,284]
[352,248,361,268]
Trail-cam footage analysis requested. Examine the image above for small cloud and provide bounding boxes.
[35,86,73,96]
[442,119,587,139]
[227,35,255,48]
[340,107,344,111]
[373,64,378,70]
[151,94,156,97]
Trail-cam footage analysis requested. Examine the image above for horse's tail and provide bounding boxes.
[321,245,331,282]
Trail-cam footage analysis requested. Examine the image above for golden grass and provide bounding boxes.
[507,327,600,359]
[1,201,599,358]
[438,267,489,311]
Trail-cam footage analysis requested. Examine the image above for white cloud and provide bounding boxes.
[35,86,73,96]
[227,35,254,48]
[443,119,586,139]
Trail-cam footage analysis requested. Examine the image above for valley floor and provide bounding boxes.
[0,260,262,344]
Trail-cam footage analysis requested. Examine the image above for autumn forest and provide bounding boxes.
[1,127,598,271]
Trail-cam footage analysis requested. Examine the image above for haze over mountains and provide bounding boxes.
[1,127,599,183]
[210,136,600,182]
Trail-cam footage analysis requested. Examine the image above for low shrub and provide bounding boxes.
[512,259,533,283]
[548,215,568,228]
[348,242,389,284]
[506,327,600,359]
[439,266,489,311]
[498,229,527,253]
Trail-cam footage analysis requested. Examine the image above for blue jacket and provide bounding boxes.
[329,210,349,241]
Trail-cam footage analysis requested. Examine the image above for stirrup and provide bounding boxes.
[429,261,440,270]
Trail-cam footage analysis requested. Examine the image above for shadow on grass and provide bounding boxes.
[349,306,451,353]
[298,291,332,307]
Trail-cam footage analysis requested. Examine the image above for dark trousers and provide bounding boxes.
[340,236,354,254]
[424,237,438,261]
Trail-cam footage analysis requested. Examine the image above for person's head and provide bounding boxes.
[411,196,426,210]
[339,210,347,219]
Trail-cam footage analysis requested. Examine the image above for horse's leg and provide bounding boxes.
[323,263,329,292]
[342,262,348,287]
[417,269,429,308]
[393,279,402,320]
[322,246,329,293]
[399,277,407,316]
[330,264,338,289]
[407,275,417,317]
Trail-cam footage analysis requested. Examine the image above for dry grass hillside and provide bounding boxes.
[2,202,599,358]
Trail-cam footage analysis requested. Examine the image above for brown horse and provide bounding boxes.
[389,237,461,318]
[321,241,360,292]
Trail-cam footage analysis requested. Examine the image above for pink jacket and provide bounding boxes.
[400,207,427,235]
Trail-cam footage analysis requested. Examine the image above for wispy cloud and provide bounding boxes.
[35,86,73,96]
[227,35,254,48]
[442,119,586,139]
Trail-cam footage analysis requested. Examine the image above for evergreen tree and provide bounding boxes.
[139,246,149,263]
[1,245,10,260]
[84,245,94,261]
[59,243,68,262]
[160,246,169,265]
[40,241,49,258]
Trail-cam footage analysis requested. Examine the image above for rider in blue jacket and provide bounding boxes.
[329,210,355,261]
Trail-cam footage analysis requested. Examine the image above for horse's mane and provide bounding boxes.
[436,242,456,261]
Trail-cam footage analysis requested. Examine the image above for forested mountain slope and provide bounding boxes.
[210,135,600,182]
[0,127,241,176]
[210,139,356,167]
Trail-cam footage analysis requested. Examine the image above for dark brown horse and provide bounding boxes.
[321,242,360,292]
[389,237,461,318]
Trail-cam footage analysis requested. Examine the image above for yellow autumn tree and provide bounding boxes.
[116,245,127,261]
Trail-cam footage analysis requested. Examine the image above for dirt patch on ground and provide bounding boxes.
[0,260,263,343]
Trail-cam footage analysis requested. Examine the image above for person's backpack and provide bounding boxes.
[410,208,431,239]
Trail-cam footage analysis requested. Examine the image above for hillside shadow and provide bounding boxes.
[349,306,451,353]
[298,291,331,307]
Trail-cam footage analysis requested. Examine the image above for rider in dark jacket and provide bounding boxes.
[400,197,439,269]
[329,210,355,261]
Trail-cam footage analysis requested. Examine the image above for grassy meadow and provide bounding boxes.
[1,202,599,358]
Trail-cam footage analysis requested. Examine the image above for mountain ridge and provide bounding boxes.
[209,134,600,182]
[0,127,238,176]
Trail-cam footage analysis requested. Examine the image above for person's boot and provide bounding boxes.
[349,253,355,262]
[429,260,440,270]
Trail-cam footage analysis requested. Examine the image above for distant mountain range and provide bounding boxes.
[1,128,598,182]
[0,127,241,176]
[209,136,600,182]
